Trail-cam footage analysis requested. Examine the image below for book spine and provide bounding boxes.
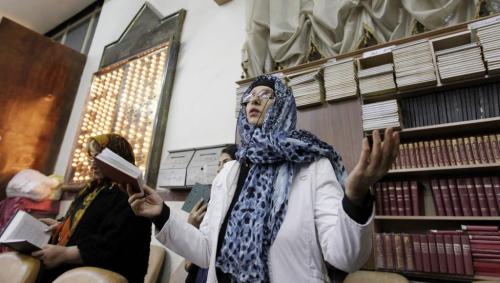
[461,225,499,231]
[414,142,422,168]
[388,182,398,216]
[474,177,490,216]
[439,139,450,166]
[382,182,391,215]
[446,139,456,166]
[384,233,395,270]
[453,234,465,275]
[473,262,500,274]
[452,138,462,166]
[457,138,468,165]
[469,235,500,241]
[424,141,433,168]
[444,234,456,274]
[410,181,420,216]
[375,233,385,269]
[439,179,454,216]
[403,144,410,168]
[464,137,474,165]
[399,144,407,169]
[457,178,472,216]
[395,182,405,216]
[402,181,412,216]
[461,235,474,276]
[483,135,495,163]
[477,136,489,164]
[418,141,428,167]
[394,233,405,271]
[427,234,440,273]
[420,234,431,273]
[403,233,415,271]
[430,140,439,167]
[466,178,481,216]
[435,140,444,167]
[413,234,423,272]
[375,183,383,215]
[492,176,500,213]
[408,143,416,168]
[490,134,500,163]
[448,178,463,216]
[435,234,448,274]
[431,179,446,216]
[470,136,481,164]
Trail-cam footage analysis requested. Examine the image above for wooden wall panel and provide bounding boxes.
[0,18,86,198]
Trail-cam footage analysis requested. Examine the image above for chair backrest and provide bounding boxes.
[0,252,40,283]
[53,267,128,283]
[144,245,166,283]
[344,271,409,283]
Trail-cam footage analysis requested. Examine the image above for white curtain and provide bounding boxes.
[242,0,500,78]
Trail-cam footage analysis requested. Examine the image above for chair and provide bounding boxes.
[53,266,128,283]
[344,271,409,283]
[144,245,166,283]
[0,252,40,283]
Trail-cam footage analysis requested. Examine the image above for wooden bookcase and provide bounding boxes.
[234,13,500,283]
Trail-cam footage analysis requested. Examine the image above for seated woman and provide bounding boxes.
[32,133,151,283]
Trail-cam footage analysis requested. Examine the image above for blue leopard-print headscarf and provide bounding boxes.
[215,75,348,282]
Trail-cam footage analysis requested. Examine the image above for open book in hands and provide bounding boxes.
[94,148,144,194]
[0,210,51,254]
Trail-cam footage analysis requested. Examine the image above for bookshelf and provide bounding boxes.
[235,13,500,282]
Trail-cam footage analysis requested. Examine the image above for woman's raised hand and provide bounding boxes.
[346,128,400,205]
[127,185,164,219]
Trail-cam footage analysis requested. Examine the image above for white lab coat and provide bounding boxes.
[156,158,374,282]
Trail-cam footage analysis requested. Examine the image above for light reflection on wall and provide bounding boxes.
[69,47,168,183]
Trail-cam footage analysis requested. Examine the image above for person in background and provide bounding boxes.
[129,75,399,283]
[33,133,151,283]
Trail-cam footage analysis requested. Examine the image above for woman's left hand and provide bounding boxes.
[346,128,400,205]
[31,245,81,269]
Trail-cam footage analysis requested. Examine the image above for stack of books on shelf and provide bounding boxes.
[399,82,500,128]
[435,42,485,82]
[374,180,422,216]
[392,40,436,89]
[430,177,500,217]
[464,225,500,277]
[322,58,358,101]
[235,81,251,118]
[474,21,500,74]
[392,134,500,170]
[361,99,400,131]
[358,63,396,96]
[286,69,324,108]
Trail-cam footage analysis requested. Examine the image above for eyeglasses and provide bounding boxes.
[241,89,274,104]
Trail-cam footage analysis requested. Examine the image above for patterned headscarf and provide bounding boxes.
[54,133,134,246]
[215,75,348,282]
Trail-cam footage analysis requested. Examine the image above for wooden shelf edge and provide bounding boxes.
[374,270,500,282]
[386,163,500,175]
[400,117,500,135]
[375,216,500,221]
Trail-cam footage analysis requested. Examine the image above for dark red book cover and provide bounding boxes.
[490,134,500,163]
[394,233,405,271]
[424,141,434,168]
[457,178,472,216]
[465,178,481,216]
[482,177,499,216]
[384,233,395,270]
[388,181,398,216]
[408,143,417,168]
[451,139,462,166]
[483,135,495,163]
[420,234,431,273]
[402,233,415,271]
[471,248,500,254]
[413,234,423,272]
[439,139,450,166]
[418,141,428,167]
[435,234,448,274]
[473,177,490,216]
[472,253,500,259]
[469,136,481,164]
[374,183,383,215]
[410,181,420,216]
[395,181,405,216]
[439,179,454,216]
[446,139,456,166]
[462,225,498,232]
[402,181,412,216]
[492,176,500,212]
[430,140,439,167]
[467,230,500,236]
[457,138,469,165]
[414,142,422,168]
[403,143,411,168]
[473,261,500,274]
[431,179,446,216]
[452,234,465,275]
[464,137,475,165]
[427,234,440,273]
[470,243,500,251]
[382,182,391,215]
[476,136,489,164]
[448,178,463,216]
[435,140,444,167]
[374,233,385,269]
[444,234,456,274]
[469,235,500,241]
[399,144,406,169]
[461,235,474,276]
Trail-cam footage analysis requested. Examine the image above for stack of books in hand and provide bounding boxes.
[435,42,485,82]
[358,63,396,96]
[286,69,324,108]
[393,40,436,89]
[323,58,357,101]
[361,99,400,131]
[475,21,500,74]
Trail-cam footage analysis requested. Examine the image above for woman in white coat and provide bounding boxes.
[128,75,399,283]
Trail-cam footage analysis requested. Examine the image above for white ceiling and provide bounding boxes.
[0,0,96,34]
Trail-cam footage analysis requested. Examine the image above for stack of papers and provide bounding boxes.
[362,99,400,131]
[323,58,358,101]
[393,40,437,89]
[475,22,500,74]
[358,63,396,96]
[436,42,485,82]
[287,69,324,108]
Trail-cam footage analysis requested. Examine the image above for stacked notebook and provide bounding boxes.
[475,22,500,74]
[323,58,358,101]
[235,81,251,118]
[361,99,400,131]
[435,42,485,82]
[287,69,324,108]
[393,40,436,89]
[358,63,396,96]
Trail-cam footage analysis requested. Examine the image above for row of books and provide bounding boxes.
[374,181,421,216]
[392,134,500,170]
[322,58,357,101]
[399,81,500,128]
[375,225,500,277]
[361,99,400,131]
[430,177,500,217]
[474,20,500,73]
[392,39,437,89]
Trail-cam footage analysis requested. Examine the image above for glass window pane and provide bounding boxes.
[52,34,64,43]
[82,12,100,55]
[65,19,90,53]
